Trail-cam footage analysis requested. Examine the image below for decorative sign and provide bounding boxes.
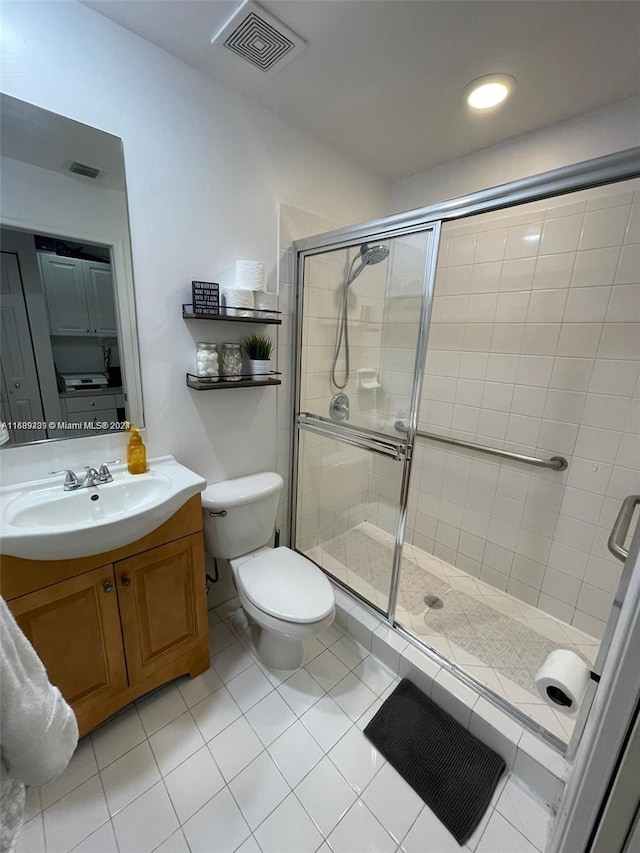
[192,281,220,314]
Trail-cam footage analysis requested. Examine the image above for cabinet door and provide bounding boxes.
[38,255,91,335]
[9,566,128,731]
[116,534,208,684]
[84,261,117,335]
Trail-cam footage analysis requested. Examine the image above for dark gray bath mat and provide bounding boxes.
[364,679,505,846]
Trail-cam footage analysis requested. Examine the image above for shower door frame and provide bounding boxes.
[289,146,640,751]
[291,219,442,620]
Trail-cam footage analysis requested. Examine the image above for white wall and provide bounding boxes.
[391,97,640,214]
[0,0,389,485]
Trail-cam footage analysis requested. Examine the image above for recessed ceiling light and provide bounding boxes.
[465,74,516,110]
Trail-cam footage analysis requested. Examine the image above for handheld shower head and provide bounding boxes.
[346,243,389,285]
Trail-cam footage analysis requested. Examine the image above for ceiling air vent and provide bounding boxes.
[211,0,306,73]
[67,161,101,179]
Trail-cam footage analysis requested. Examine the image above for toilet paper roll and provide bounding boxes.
[235,260,265,291]
[534,649,591,716]
[224,287,254,317]
[254,291,278,317]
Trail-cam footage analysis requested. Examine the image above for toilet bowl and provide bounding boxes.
[201,472,335,670]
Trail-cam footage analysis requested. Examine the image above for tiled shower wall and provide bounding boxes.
[375,179,640,639]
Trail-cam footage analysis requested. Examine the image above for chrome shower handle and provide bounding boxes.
[608,495,640,563]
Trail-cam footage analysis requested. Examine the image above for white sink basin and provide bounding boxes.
[0,456,206,560]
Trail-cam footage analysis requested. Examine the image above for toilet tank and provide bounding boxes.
[201,472,283,559]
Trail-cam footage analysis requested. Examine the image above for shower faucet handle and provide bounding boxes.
[330,392,350,421]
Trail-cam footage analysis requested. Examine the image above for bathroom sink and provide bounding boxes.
[0,455,206,560]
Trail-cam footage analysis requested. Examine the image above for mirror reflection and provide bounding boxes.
[0,95,142,446]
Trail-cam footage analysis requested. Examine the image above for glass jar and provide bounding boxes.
[196,342,219,379]
[220,343,242,381]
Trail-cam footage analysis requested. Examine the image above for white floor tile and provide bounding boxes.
[361,762,424,844]
[91,707,146,770]
[43,775,109,853]
[148,711,204,776]
[295,756,356,836]
[191,685,242,742]
[100,741,161,816]
[209,620,236,652]
[329,672,377,722]
[236,835,262,853]
[211,641,254,682]
[277,668,325,716]
[71,820,118,853]
[182,787,250,853]
[495,778,552,852]
[330,635,369,670]
[154,829,190,853]
[16,815,44,853]
[476,809,539,853]
[254,793,323,853]
[300,695,353,751]
[226,663,274,712]
[304,636,326,663]
[208,716,264,782]
[328,726,385,794]
[268,720,325,787]
[399,804,461,853]
[317,624,345,648]
[245,690,297,746]
[112,781,179,853]
[229,752,291,830]
[23,787,42,823]
[327,799,396,853]
[305,649,350,691]
[137,684,188,736]
[177,667,223,708]
[163,745,225,824]
[40,738,97,809]
[352,656,396,696]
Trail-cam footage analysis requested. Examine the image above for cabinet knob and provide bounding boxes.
[14,383,21,389]
[120,576,131,587]
[85,329,90,333]
[93,329,97,333]
[90,401,96,407]
[103,581,113,593]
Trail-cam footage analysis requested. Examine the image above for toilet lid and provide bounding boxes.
[237,547,334,624]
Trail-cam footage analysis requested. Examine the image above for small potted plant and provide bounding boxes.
[241,333,275,377]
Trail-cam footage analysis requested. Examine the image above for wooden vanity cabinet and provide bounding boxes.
[1,496,209,736]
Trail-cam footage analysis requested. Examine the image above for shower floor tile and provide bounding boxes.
[308,523,600,743]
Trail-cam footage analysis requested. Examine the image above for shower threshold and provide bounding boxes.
[307,522,600,743]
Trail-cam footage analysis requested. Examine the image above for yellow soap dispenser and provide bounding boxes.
[126,424,147,474]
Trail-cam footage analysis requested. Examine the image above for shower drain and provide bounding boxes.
[423,594,444,609]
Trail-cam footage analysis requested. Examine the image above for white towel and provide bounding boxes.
[1,596,78,852]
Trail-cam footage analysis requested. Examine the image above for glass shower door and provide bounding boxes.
[292,227,439,617]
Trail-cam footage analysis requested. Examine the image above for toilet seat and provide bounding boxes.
[236,547,334,624]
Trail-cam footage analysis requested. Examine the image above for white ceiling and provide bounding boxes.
[0,94,126,191]
[81,0,640,182]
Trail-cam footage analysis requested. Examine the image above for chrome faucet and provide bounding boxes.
[50,460,119,491]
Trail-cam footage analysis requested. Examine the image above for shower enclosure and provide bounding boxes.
[289,149,640,752]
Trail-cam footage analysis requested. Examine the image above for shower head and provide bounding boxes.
[346,243,389,285]
[360,243,389,265]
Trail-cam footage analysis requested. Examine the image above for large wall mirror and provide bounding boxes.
[0,94,143,446]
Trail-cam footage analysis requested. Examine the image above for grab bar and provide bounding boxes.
[608,495,640,563]
[394,420,568,471]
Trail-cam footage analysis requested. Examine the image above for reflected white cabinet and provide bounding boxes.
[39,255,117,336]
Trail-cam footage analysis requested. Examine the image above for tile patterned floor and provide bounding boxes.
[309,523,601,742]
[18,599,553,853]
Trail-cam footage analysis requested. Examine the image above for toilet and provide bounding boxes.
[201,471,335,670]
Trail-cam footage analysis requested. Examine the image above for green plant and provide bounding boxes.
[241,333,275,360]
